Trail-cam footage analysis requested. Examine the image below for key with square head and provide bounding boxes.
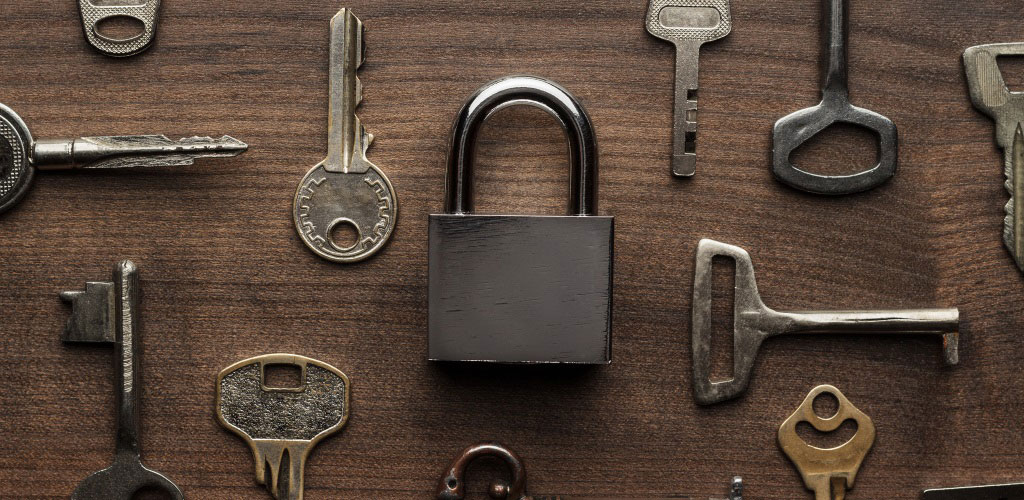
[964,43,1024,273]
[772,0,898,195]
[216,354,350,500]
[78,0,160,57]
[691,239,960,405]
[293,8,397,263]
[779,385,875,500]
[61,260,183,500]
[0,102,247,216]
[646,0,732,177]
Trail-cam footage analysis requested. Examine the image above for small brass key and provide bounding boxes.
[216,354,350,500]
[779,385,875,500]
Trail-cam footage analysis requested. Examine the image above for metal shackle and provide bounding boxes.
[435,443,529,500]
[444,75,599,216]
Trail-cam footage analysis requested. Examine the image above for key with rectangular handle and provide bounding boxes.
[0,102,247,215]
[62,261,183,500]
[646,0,732,177]
[691,239,960,405]
[78,0,160,57]
[216,354,350,500]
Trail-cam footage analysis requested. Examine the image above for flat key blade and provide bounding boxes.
[325,8,374,174]
[34,135,248,170]
[1006,125,1024,270]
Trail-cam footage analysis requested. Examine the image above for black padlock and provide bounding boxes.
[428,76,614,364]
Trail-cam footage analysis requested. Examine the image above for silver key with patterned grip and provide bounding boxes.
[293,8,397,263]
[0,102,247,215]
[646,0,732,177]
[78,0,160,57]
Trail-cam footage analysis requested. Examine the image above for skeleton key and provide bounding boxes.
[78,0,160,57]
[772,0,898,195]
[964,43,1024,273]
[293,8,397,263]
[0,102,247,215]
[62,261,183,500]
[692,239,961,405]
[779,385,875,500]
[646,0,732,177]
[436,442,743,500]
[216,354,350,500]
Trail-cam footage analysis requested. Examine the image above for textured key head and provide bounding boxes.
[0,103,34,216]
[964,43,1024,148]
[646,0,732,45]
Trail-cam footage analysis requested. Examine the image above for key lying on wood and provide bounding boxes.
[62,261,183,500]
[436,442,743,500]
[691,239,961,405]
[964,43,1024,273]
[78,0,160,57]
[924,483,1024,499]
[779,385,875,500]
[0,102,247,215]
[216,354,350,500]
[646,0,732,177]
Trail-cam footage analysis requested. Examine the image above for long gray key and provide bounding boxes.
[646,0,732,177]
[0,102,247,215]
[62,261,183,500]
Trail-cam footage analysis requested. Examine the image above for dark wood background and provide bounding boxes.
[2,1,1023,498]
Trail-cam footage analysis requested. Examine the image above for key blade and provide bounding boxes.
[325,8,375,174]
[74,135,247,169]
[1005,125,1024,270]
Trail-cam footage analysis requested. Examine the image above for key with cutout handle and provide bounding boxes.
[78,0,160,57]
[772,0,897,195]
[779,385,875,500]
[691,239,960,405]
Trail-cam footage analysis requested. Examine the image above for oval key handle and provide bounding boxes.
[778,385,876,497]
[79,0,160,57]
[436,443,529,500]
[0,104,35,216]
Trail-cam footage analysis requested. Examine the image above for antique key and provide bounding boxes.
[692,239,960,405]
[436,442,743,500]
[964,43,1024,272]
[0,102,247,215]
[772,0,898,195]
[924,482,1024,499]
[779,385,875,500]
[62,261,183,499]
[78,0,160,57]
[646,0,732,177]
[216,354,350,500]
[293,8,397,263]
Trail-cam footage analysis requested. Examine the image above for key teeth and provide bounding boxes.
[60,282,116,344]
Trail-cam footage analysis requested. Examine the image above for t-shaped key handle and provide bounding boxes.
[691,240,960,405]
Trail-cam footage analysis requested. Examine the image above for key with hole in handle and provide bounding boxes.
[772,0,898,195]
[216,354,350,500]
[78,0,160,57]
[0,102,247,216]
[779,385,875,500]
[62,261,183,500]
[964,43,1024,273]
[646,0,732,177]
[293,8,397,263]
[691,239,960,405]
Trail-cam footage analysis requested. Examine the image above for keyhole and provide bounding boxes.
[790,123,880,176]
[329,220,360,251]
[998,56,1024,92]
[813,392,840,419]
[264,364,302,390]
[95,15,146,42]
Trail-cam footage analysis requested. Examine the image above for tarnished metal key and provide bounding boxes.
[692,239,961,405]
[62,261,183,500]
[436,442,743,500]
[779,385,875,500]
[78,0,160,57]
[964,43,1024,273]
[646,0,732,177]
[216,354,350,500]
[293,8,397,263]
[0,102,247,215]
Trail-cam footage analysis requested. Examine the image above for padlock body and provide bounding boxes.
[428,214,613,364]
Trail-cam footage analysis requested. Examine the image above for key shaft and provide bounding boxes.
[325,8,373,174]
[673,41,701,177]
[822,0,849,99]
[33,135,247,170]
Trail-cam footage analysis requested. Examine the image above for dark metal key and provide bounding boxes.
[62,261,183,500]
[772,0,897,195]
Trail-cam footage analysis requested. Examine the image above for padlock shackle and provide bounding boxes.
[444,75,598,216]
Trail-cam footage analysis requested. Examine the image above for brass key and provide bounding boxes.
[778,385,875,500]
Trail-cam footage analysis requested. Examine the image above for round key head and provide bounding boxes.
[0,103,34,216]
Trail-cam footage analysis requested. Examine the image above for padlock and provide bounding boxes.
[428,76,614,364]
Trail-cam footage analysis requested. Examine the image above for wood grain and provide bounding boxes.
[1,1,1023,498]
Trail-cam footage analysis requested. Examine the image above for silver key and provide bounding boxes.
[78,0,160,57]
[0,102,247,215]
[293,8,397,263]
[646,0,732,177]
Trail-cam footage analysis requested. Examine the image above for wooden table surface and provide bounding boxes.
[2,0,1023,498]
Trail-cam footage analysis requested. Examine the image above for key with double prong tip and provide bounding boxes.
[78,0,160,57]
[964,43,1024,273]
[216,354,350,500]
[293,8,397,263]
[779,385,875,500]
[62,261,183,500]
[646,0,732,177]
[691,239,961,405]
[0,102,247,216]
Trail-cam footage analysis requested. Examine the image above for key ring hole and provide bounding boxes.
[328,219,361,252]
[812,391,840,420]
[263,363,303,390]
[789,123,881,177]
[998,55,1024,92]
[94,15,147,43]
